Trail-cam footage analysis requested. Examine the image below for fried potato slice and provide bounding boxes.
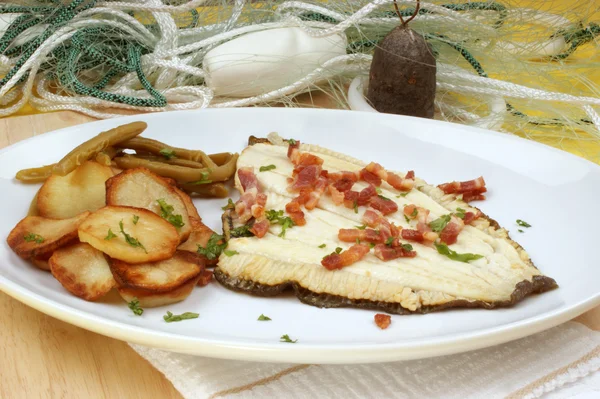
[172,186,201,221]
[38,161,114,219]
[78,206,178,264]
[7,212,90,260]
[177,218,219,266]
[31,257,50,271]
[106,168,191,242]
[110,251,203,307]
[49,243,116,301]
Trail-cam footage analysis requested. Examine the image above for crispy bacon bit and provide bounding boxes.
[287,139,300,160]
[374,313,391,330]
[365,162,414,191]
[358,184,378,205]
[373,243,417,261]
[401,227,438,243]
[403,204,430,224]
[363,208,384,227]
[289,164,320,191]
[305,176,328,210]
[338,228,384,244]
[285,198,306,227]
[321,244,370,270]
[250,219,270,238]
[439,216,464,245]
[343,190,359,209]
[362,209,399,240]
[197,270,213,287]
[463,210,482,225]
[238,167,259,191]
[360,169,382,186]
[333,177,355,192]
[370,196,398,215]
[329,184,345,205]
[438,176,487,202]
[328,171,359,183]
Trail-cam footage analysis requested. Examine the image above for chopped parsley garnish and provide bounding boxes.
[119,220,147,253]
[318,243,326,248]
[230,224,254,238]
[280,334,298,343]
[385,237,394,246]
[353,200,358,214]
[378,194,391,201]
[375,187,382,194]
[224,249,239,257]
[397,192,409,198]
[410,208,418,217]
[454,207,466,219]
[127,299,143,316]
[369,242,376,249]
[159,148,175,159]
[516,219,532,228]
[163,311,199,323]
[285,138,297,145]
[404,215,410,224]
[401,243,414,251]
[197,233,226,260]
[335,247,343,254]
[429,214,451,233]
[132,215,139,225]
[259,164,276,172]
[258,314,272,321]
[221,198,235,211]
[518,229,524,233]
[435,243,483,263]
[355,224,367,230]
[157,199,185,228]
[104,229,117,241]
[188,171,212,185]
[356,238,361,244]
[266,209,295,238]
[23,233,44,244]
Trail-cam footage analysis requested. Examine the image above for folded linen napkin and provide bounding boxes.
[130,321,600,399]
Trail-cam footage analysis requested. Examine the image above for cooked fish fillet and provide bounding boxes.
[215,136,557,314]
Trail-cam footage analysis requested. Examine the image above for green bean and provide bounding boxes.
[95,146,120,166]
[52,121,147,176]
[134,154,206,169]
[16,164,55,183]
[208,152,233,166]
[116,137,218,169]
[113,152,238,183]
[178,182,229,198]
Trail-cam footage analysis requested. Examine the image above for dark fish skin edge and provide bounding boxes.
[215,137,558,315]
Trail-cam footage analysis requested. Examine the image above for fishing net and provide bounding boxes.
[0,1,599,161]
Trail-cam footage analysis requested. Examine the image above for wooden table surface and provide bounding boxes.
[1,111,599,399]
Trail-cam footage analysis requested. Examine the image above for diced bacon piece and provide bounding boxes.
[250,193,267,219]
[405,170,415,180]
[333,177,355,192]
[463,210,482,225]
[237,167,259,191]
[293,153,324,175]
[329,184,345,205]
[343,190,359,209]
[365,162,387,180]
[370,196,398,215]
[417,221,439,242]
[358,184,377,205]
[401,229,438,243]
[374,313,391,330]
[438,176,487,202]
[285,197,306,227]
[250,218,270,238]
[236,187,258,223]
[362,209,384,227]
[289,164,320,192]
[320,169,329,179]
[403,204,430,224]
[462,193,486,202]
[287,140,300,160]
[321,244,370,270]
[338,228,384,244]
[360,168,382,186]
[328,171,359,183]
[305,176,328,210]
[373,243,417,261]
[387,172,414,191]
[439,216,464,245]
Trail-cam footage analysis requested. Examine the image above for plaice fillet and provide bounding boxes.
[215,135,557,314]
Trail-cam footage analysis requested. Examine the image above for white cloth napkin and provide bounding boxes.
[130,321,600,399]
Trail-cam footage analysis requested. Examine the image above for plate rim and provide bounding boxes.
[1,107,599,364]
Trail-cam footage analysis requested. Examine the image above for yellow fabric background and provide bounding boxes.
[9,1,600,161]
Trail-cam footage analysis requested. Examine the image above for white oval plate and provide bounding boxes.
[1,108,599,364]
